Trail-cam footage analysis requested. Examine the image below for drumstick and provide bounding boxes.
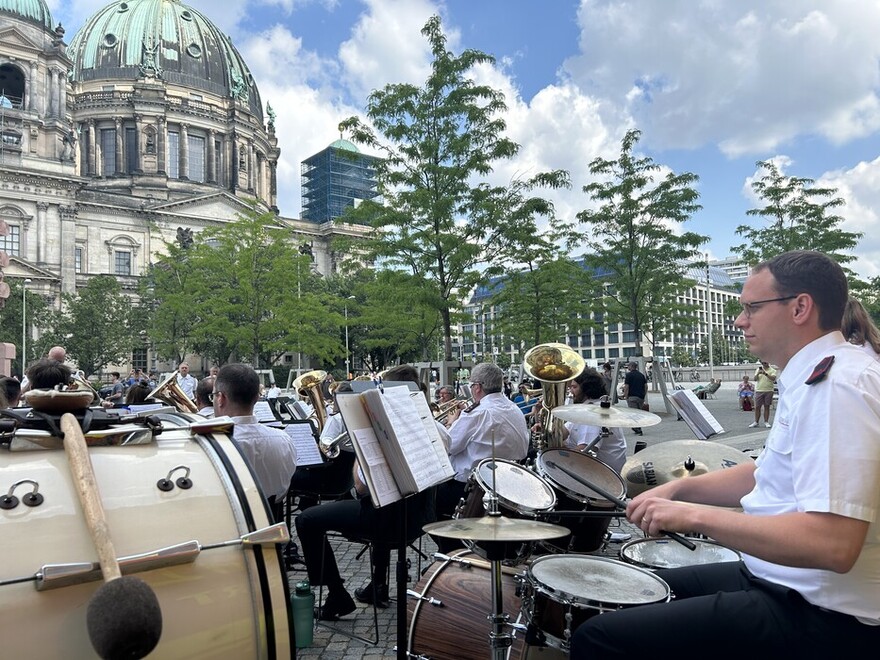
[60,413,163,660]
[544,460,696,551]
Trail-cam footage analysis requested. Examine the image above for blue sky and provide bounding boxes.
[48,0,880,278]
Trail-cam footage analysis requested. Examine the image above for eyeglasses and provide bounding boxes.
[469,381,482,388]
[209,390,221,403]
[739,295,798,319]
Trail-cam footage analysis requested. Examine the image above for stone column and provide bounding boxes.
[87,120,97,176]
[180,124,189,180]
[47,69,56,117]
[36,202,48,264]
[58,72,67,118]
[157,117,166,175]
[59,206,77,295]
[207,130,216,184]
[247,140,255,192]
[114,117,123,175]
[28,62,37,111]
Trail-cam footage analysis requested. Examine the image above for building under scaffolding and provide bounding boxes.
[300,138,380,223]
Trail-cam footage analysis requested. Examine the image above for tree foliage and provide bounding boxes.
[0,280,52,376]
[732,160,862,271]
[146,206,343,368]
[45,275,135,377]
[576,129,707,355]
[339,15,569,361]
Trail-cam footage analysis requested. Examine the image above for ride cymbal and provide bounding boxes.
[551,403,661,429]
[424,515,569,542]
[622,439,755,496]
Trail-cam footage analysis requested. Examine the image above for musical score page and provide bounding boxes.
[285,422,323,466]
[350,426,402,506]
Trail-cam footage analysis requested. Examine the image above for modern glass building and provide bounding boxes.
[300,138,380,223]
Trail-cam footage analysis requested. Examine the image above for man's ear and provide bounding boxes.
[791,293,815,327]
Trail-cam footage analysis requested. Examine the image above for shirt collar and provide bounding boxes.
[778,331,845,395]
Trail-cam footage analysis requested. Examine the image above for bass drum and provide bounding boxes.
[0,422,292,659]
[408,550,566,660]
[620,537,742,570]
[536,449,626,552]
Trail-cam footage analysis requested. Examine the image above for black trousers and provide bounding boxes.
[288,451,356,510]
[570,561,880,659]
[432,480,467,554]
[294,490,435,593]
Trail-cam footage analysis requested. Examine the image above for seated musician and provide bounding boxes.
[572,251,880,658]
[213,364,297,508]
[433,362,529,553]
[436,385,455,405]
[294,364,437,618]
[26,358,72,390]
[559,366,626,473]
[195,377,215,417]
[1,376,22,407]
[288,381,357,512]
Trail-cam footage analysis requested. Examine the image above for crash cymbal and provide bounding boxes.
[424,515,569,542]
[622,439,755,496]
[551,403,661,429]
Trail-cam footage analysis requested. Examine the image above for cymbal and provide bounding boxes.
[622,439,755,496]
[551,403,661,428]
[424,515,569,542]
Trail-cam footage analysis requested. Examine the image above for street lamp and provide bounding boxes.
[22,278,31,373]
[344,295,355,379]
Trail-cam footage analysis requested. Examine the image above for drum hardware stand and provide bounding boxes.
[544,460,697,551]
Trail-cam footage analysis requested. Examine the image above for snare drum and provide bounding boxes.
[0,421,291,659]
[409,550,565,660]
[522,555,670,652]
[536,449,626,552]
[620,537,742,570]
[455,458,556,563]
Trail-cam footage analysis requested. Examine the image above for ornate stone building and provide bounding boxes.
[0,0,366,369]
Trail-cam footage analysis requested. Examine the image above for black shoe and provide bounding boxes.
[319,589,356,621]
[634,430,643,436]
[355,582,390,608]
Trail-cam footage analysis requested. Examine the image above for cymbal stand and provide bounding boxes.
[485,431,513,660]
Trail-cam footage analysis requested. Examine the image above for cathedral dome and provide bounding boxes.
[68,0,262,120]
[0,0,53,30]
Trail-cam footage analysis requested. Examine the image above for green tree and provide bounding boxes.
[576,129,708,356]
[340,15,569,361]
[732,160,862,271]
[47,276,135,377]
[0,280,52,375]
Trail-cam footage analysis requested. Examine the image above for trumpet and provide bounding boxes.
[433,398,466,423]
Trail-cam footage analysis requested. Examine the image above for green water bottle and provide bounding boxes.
[291,579,315,648]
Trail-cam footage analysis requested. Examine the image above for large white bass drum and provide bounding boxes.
[0,415,292,658]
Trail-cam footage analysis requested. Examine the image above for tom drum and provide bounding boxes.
[620,537,742,570]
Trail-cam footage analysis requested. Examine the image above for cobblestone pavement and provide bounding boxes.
[286,383,768,658]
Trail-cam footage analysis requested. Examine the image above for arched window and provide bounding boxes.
[0,63,26,109]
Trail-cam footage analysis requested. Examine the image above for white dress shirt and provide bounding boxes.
[231,415,298,501]
[447,392,529,481]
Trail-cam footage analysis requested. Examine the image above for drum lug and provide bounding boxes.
[2,479,43,509]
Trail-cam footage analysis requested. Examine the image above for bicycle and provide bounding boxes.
[690,369,701,382]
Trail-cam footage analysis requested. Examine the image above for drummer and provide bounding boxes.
[571,250,880,658]
[559,366,626,473]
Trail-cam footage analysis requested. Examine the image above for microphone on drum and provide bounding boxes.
[60,413,163,660]
[543,460,696,551]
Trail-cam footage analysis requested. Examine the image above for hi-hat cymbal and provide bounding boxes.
[551,403,661,428]
[424,516,569,542]
[622,439,755,496]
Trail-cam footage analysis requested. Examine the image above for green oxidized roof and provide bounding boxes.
[0,0,53,30]
[69,0,262,121]
[330,139,359,153]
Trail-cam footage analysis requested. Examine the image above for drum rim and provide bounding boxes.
[619,536,742,568]
[536,449,626,504]
[473,458,557,513]
[527,554,670,607]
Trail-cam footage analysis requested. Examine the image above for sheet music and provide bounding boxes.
[253,400,276,422]
[351,426,402,506]
[409,390,455,480]
[669,390,724,440]
[126,403,165,414]
[285,423,324,466]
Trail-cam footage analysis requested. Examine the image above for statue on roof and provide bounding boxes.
[266,103,276,130]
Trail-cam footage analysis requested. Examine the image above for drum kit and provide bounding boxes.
[0,394,293,659]
[417,402,746,659]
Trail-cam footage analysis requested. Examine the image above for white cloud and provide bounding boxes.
[565,0,880,157]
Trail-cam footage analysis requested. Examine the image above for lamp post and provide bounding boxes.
[706,254,715,381]
[344,295,355,379]
[22,278,31,373]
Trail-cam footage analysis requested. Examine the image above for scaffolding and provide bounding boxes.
[300,142,379,223]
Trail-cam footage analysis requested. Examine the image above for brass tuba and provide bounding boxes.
[522,342,585,451]
[147,371,199,414]
[292,370,329,432]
